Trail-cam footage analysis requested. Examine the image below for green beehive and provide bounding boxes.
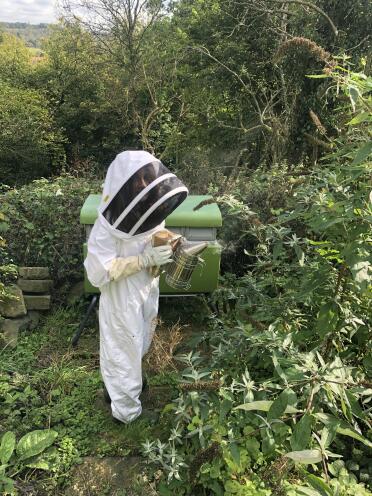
[80,194,222,294]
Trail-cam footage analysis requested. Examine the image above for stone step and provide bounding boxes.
[24,295,51,310]
[17,279,53,294]
[0,285,27,318]
[18,267,50,280]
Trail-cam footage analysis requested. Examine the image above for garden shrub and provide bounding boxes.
[0,82,66,185]
[142,63,372,495]
[1,173,102,299]
[207,161,308,275]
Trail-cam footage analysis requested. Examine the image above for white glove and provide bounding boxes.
[139,245,173,268]
[108,256,141,282]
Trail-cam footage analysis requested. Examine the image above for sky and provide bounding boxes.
[1,0,58,24]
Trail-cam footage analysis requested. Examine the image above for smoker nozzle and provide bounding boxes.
[180,241,208,257]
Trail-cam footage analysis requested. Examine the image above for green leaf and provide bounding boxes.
[345,390,366,420]
[351,141,372,165]
[0,476,15,494]
[291,414,312,451]
[343,244,371,291]
[25,459,51,470]
[294,488,323,496]
[0,222,9,233]
[315,413,372,447]
[25,446,58,471]
[320,422,339,449]
[0,432,15,464]
[305,474,332,496]
[272,353,289,385]
[328,460,345,477]
[284,449,322,464]
[268,389,289,421]
[336,426,372,447]
[16,430,58,461]
[24,221,35,230]
[229,442,240,467]
[262,429,275,455]
[208,480,224,496]
[235,400,299,414]
[158,481,173,495]
[316,301,339,338]
[350,260,371,291]
[347,112,371,125]
[273,242,283,261]
[219,399,232,423]
[294,245,305,266]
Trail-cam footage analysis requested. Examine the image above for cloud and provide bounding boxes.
[0,0,57,24]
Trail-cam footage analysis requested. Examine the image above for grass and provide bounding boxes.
[0,297,207,494]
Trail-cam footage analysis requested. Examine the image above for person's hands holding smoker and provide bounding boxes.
[140,245,173,268]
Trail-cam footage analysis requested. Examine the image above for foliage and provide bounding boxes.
[1,1,371,181]
[0,174,102,294]
[142,64,372,494]
[0,305,179,493]
[1,2,371,494]
[38,22,126,166]
[0,33,32,85]
[0,428,58,495]
[0,34,66,184]
[0,82,65,185]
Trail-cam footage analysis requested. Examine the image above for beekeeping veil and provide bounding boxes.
[99,150,188,237]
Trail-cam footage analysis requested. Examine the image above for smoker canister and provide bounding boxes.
[165,242,208,290]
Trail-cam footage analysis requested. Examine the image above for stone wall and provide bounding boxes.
[0,267,52,348]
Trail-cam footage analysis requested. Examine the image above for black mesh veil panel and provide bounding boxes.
[129,188,187,235]
[102,161,163,225]
[102,161,187,234]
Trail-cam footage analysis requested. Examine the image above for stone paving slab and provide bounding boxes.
[24,295,51,310]
[17,279,52,293]
[18,267,50,280]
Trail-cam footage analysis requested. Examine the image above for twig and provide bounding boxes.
[179,380,221,391]
[304,132,333,150]
[267,0,338,36]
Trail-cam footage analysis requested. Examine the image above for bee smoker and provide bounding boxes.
[151,230,208,290]
[165,240,208,290]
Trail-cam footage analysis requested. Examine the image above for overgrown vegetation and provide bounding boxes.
[140,64,372,495]
[0,0,371,494]
[0,0,371,184]
[0,303,199,494]
[1,174,102,296]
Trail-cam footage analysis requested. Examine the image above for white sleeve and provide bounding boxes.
[84,218,117,288]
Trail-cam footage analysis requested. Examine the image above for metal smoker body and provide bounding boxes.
[165,241,208,290]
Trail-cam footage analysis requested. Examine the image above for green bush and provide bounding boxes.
[0,82,66,185]
[0,32,31,85]
[142,63,372,495]
[1,174,102,298]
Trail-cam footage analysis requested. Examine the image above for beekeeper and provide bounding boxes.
[84,150,188,423]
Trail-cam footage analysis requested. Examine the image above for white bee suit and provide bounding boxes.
[84,150,188,423]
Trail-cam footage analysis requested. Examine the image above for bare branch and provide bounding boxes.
[267,0,338,36]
